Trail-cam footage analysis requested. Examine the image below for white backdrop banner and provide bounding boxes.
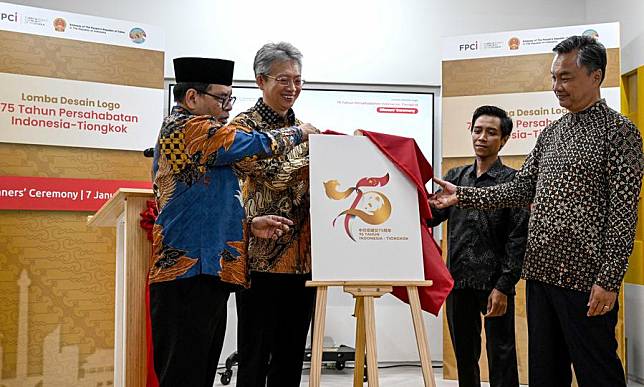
[228,87,435,164]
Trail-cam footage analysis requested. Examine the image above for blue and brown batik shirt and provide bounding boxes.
[149,105,304,286]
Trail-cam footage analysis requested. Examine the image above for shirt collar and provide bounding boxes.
[171,105,191,116]
[469,157,504,179]
[253,98,296,126]
[569,98,606,123]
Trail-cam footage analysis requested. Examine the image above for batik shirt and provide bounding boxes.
[429,159,529,295]
[458,99,644,292]
[232,98,311,275]
[149,105,304,285]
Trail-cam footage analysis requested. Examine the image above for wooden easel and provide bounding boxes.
[306,280,435,387]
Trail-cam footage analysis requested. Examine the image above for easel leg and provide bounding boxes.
[353,297,366,387]
[363,296,380,387]
[407,286,436,387]
[309,286,328,387]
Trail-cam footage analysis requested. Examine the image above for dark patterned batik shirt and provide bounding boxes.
[232,98,311,276]
[429,159,529,295]
[458,99,644,292]
[150,105,304,286]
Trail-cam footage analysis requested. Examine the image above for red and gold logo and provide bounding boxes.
[324,173,392,241]
[53,17,66,32]
[508,37,520,50]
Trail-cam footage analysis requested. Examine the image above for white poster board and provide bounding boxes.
[309,134,424,281]
[0,73,164,151]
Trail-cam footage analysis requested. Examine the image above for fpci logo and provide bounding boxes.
[459,41,478,51]
[0,11,18,22]
[324,173,392,242]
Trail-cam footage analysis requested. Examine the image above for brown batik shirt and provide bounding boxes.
[232,98,311,275]
[458,99,644,293]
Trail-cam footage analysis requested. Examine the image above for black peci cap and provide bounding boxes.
[173,57,234,86]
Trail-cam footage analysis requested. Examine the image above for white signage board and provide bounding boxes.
[0,72,163,151]
[442,22,619,60]
[0,1,164,50]
[309,134,424,281]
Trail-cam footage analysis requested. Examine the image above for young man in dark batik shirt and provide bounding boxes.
[429,105,528,387]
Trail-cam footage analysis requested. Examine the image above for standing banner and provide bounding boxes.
[0,1,161,212]
[0,3,163,387]
[442,22,620,157]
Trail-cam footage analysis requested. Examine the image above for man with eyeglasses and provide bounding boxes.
[231,42,314,387]
[149,56,317,387]
[193,90,237,123]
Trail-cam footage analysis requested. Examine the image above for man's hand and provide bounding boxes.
[250,215,294,240]
[299,123,319,140]
[428,177,459,208]
[587,284,617,317]
[484,289,508,318]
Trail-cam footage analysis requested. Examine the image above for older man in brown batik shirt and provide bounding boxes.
[232,42,314,387]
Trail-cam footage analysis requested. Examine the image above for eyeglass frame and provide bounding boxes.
[198,91,237,109]
[262,74,305,87]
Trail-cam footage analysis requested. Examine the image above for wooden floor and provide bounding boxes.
[214,364,644,386]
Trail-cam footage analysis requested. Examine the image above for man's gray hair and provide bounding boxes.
[553,35,607,84]
[253,42,303,76]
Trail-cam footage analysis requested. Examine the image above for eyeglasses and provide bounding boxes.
[263,74,304,87]
[199,91,237,108]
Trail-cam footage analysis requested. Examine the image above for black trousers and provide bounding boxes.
[526,280,625,387]
[235,272,315,387]
[446,288,519,387]
[150,275,231,387]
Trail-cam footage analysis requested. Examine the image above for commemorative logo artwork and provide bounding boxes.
[323,173,392,242]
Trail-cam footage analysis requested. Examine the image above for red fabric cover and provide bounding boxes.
[140,200,159,387]
[361,131,433,221]
[322,129,453,315]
